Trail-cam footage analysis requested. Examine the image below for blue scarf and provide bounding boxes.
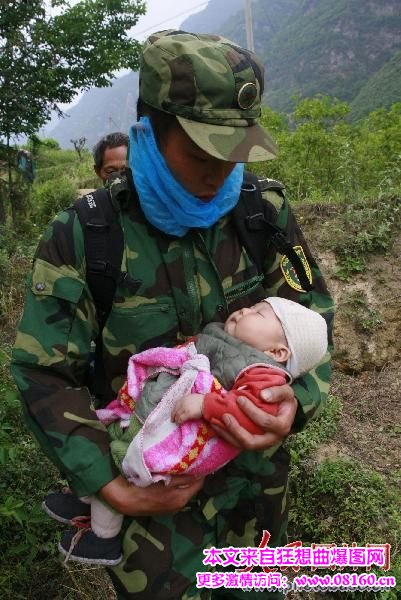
[128,117,244,237]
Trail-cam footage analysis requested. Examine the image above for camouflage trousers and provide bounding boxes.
[108,447,290,600]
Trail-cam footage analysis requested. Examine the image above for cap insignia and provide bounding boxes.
[237,82,258,110]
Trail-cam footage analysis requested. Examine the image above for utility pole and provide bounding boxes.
[244,0,255,52]
[122,91,135,131]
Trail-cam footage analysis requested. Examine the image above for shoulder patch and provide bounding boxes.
[280,246,312,292]
[258,177,286,214]
[261,188,285,214]
[257,177,285,192]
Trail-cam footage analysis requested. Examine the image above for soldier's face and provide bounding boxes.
[95,145,127,183]
[159,124,236,200]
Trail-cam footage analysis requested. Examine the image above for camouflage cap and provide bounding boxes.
[139,30,277,162]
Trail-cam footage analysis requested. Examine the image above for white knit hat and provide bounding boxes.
[264,297,328,379]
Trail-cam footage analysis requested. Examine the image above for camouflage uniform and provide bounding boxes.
[11,31,333,600]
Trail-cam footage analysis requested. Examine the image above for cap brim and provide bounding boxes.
[177,116,278,163]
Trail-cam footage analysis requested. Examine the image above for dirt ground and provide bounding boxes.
[329,364,401,481]
[294,201,400,475]
[307,239,400,487]
[284,203,401,597]
[283,363,401,600]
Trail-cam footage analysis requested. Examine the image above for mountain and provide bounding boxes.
[218,0,401,113]
[47,0,401,147]
[258,0,401,112]
[180,0,243,34]
[350,48,401,121]
[47,72,138,150]
[219,0,299,54]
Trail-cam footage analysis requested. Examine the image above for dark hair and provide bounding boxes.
[136,99,178,147]
[93,132,129,170]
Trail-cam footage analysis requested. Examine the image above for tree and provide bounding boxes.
[282,95,352,199]
[71,137,87,161]
[0,0,145,223]
[356,103,401,191]
[0,0,146,140]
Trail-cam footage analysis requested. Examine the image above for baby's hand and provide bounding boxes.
[172,393,204,424]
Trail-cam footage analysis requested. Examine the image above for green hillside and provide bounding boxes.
[220,0,401,115]
[258,0,401,113]
[350,49,401,121]
[220,0,298,53]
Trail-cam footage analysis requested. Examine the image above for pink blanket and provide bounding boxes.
[97,343,238,486]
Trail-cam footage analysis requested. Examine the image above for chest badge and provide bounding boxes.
[280,246,312,292]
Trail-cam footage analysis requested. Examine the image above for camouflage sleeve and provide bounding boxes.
[11,209,118,497]
[261,188,334,432]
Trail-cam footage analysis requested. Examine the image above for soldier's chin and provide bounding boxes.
[197,195,215,202]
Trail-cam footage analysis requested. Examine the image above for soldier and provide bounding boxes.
[11,31,333,599]
[93,131,129,183]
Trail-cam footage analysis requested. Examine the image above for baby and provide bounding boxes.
[173,297,317,429]
[46,297,328,565]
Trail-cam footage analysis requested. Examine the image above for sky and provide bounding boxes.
[130,0,209,41]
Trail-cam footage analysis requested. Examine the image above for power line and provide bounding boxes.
[133,1,209,37]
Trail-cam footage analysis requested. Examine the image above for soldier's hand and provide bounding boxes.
[210,384,297,451]
[99,474,204,516]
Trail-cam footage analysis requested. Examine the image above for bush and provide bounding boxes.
[32,175,77,227]
[291,458,401,542]
[326,195,401,281]
[252,97,401,203]
[0,225,18,257]
[40,138,61,150]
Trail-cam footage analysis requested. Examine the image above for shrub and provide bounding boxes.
[329,195,401,280]
[32,175,77,228]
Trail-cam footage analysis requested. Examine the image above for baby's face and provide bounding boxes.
[224,302,285,352]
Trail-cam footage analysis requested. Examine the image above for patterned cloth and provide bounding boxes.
[97,342,237,486]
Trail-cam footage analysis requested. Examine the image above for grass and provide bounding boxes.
[345,291,383,334]
[326,195,401,281]
[0,358,115,599]
[285,394,401,600]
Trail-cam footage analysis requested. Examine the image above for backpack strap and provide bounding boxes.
[75,188,123,330]
[75,188,142,400]
[234,171,313,292]
[74,188,126,331]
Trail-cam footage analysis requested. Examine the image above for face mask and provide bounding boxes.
[128,116,244,237]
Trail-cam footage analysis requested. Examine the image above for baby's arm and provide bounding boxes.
[171,367,287,434]
[172,393,205,424]
[203,366,286,435]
